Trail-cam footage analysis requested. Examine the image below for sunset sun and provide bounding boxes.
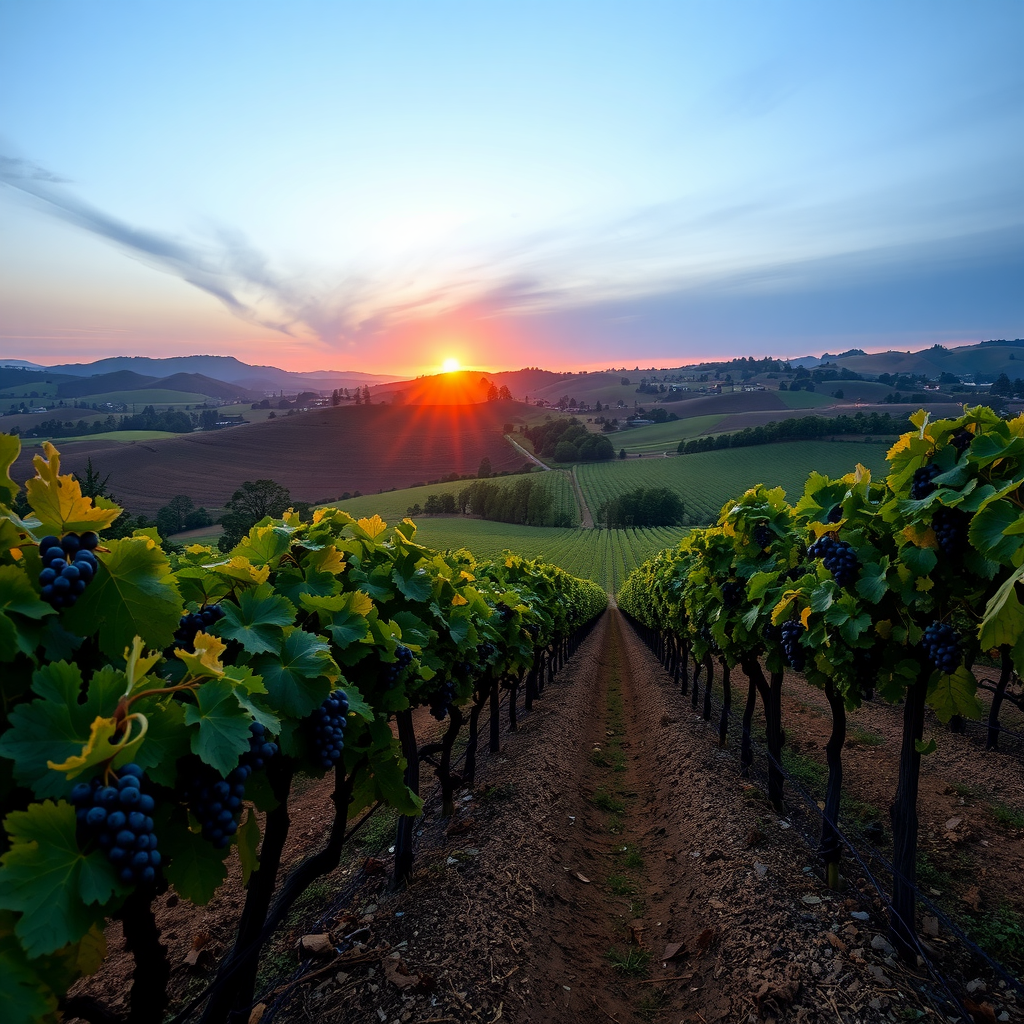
[441,357,461,373]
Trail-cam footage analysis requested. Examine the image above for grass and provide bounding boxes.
[970,904,1024,970]
[19,429,179,446]
[638,988,669,1019]
[606,945,651,978]
[593,788,626,814]
[577,440,890,527]
[847,727,885,747]
[353,805,400,854]
[992,803,1024,830]
[781,748,827,792]
[607,873,639,897]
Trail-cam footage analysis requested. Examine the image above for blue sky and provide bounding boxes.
[1,1,1021,373]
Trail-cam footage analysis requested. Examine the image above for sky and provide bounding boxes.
[0,1,1021,375]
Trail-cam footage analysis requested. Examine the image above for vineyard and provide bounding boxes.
[578,440,891,525]
[0,436,605,1024]
[332,468,581,528]
[2,407,1024,1024]
[617,406,1024,1018]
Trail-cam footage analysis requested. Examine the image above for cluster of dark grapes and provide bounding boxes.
[495,601,514,623]
[721,579,744,608]
[37,532,99,609]
[950,429,972,454]
[383,645,413,687]
[307,689,348,770]
[911,463,942,499]
[921,621,962,675]
[826,506,843,524]
[429,678,457,720]
[932,506,969,557]
[779,620,806,671]
[173,603,225,651]
[71,763,160,885]
[182,724,277,848]
[524,622,540,641]
[477,640,496,662]
[753,524,773,549]
[808,533,860,588]
[762,622,781,645]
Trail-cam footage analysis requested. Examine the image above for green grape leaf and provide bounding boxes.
[251,629,334,718]
[173,566,232,607]
[236,808,260,887]
[855,562,888,604]
[0,564,55,662]
[231,524,291,567]
[62,537,182,658]
[392,562,432,603]
[969,500,1022,565]
[183,678,254,775]
[0,801,119,957]
[0,910,60,1024]
[927,666,983,723]
[979,565,1024,650]
[131,699,190,788]
[341,683,373,723]
[273,567,338,605]
[392,611,432,648]
[0,663,125,798]
[217,585,295,655]
[899,544,937,577]
[160,824,228,905]
[915,738,937,756]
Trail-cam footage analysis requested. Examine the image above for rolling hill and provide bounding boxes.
[10,401,534,515]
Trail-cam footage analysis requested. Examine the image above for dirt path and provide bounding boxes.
[504,433,551,471]
[571,465,595,528]
[287,611,965,1024]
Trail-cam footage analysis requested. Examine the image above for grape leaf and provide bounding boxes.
[392,611,433,649]
[0,434,19,508]
[183,678,254,774]
[0,564,55,661]
[251,629,334,717]
[236,809,260,887]
[301,590,372,648]
[0,663,125,798]
[62,536,182,658]
[46,711,147,781]
[927,665,983,723]
[231,524,291,567]
[160,822,227,905]
[969,500,1021,565]
[216,585,295,656]
[0,911,59,1024]
[130,699,189,787]
[979,565,1024,650]
[0,801,119,956]
[24,443,121,535]
[392,562,432,603]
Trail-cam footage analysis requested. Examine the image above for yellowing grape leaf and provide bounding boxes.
[451,593,469,607]
[176,632,227,679]
[307,545,346,575]
[212,556,271,586]
[46,712,147,779]
[124,636,162,691]
[24,443,122,535]
[357,514,388,540]
[0,433,19,508]
[903,523,937,549]
[887,434,913,459]
[800,605,812,629]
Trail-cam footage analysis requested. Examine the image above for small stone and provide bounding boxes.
[801,895,822,905]
[869,999,883,1010]
[922,916,939,937]
[998,1014,1010,1022]
[870,935,894,956]
[966,979,987,995]
[867,964,891,985]
[851,911,870,922]
[754,862,768,878]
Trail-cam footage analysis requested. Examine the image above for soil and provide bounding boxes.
[67,610,1023,1024]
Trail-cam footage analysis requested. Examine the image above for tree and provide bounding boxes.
[991,372,1013,397]
[219,479,293,550]
[77,457,111,500]
[361,385,371,403]
[477,457,492,479]
[619,448,627,459]
[157,494,197,537]
[497,385,513,401]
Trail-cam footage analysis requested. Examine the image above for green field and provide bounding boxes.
[776,389,835,409]
[613,413,726,454]
[327,468,581,526]
[20,429,180,446]
[577,440,890,525]
[82,389,214,407]
[403,518,686,593]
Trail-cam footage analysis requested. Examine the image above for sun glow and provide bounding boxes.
[441,357,461,373]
